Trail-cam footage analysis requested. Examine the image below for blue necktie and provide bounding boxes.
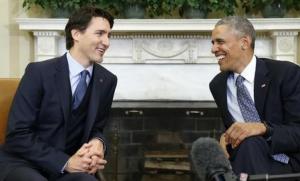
[72,70,89,110]
[236,75,289,164]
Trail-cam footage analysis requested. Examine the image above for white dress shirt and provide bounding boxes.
[227,55,257,122]
[66,52,93,95]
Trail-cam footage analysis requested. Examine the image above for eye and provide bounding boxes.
[217,40,225,45]
[96,32,103,36]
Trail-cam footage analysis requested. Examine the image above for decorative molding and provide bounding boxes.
[271,31,298,37]
[16,18,300,101]
[142,39,188,58]
[33,31,61,37]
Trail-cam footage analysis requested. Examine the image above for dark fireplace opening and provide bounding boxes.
[102,101,223,181]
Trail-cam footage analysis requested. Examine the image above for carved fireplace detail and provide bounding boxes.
[16,18,300,102]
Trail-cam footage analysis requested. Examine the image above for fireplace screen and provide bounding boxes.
[102,105,223,181]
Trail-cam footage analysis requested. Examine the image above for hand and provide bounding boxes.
[87,155,107,174]
[65,143,93,173]
[86,139,107,174]
[219,133,230,159]
[225,122,266,148]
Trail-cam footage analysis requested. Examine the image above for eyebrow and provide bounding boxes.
[212,38,224,43]
[95,30,107,33]
[95,29,112,37]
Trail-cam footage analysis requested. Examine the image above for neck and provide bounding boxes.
[69,48,91,68]
[235,51,254,74]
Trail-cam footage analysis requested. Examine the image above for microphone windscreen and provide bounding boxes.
[191,137,232,180]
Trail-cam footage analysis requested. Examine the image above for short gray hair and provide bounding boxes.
[215,16,256,49]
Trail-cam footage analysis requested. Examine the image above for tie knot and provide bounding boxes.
[81,70,89,79]
[236,75,244,87]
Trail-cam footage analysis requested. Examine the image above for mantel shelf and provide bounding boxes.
[16,18,300,32]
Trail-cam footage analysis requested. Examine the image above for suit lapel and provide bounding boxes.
[254,57,270,119]
[55,55,71,126]
[83,64,106,141]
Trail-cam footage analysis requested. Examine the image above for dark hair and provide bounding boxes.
[215,16,256,49]
[65,6,114,50]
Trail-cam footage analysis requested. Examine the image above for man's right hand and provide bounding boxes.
[65,143,93,173]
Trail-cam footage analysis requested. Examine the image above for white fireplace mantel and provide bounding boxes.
[16,18,300,101]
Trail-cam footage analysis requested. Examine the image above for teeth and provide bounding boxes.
[216,55,225,60]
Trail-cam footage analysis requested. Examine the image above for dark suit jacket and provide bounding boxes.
[0,54,117,179]
[209,57,300,170]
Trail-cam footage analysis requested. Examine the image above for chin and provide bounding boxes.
[95,59,103,64]
[92,56,104,64]
[219,66,229,72]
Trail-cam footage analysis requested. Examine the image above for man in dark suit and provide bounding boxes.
[209,16,300,175]
[0,6,117,181]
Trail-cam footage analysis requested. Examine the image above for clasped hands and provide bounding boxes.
[220,122,266,158]
[65,139,107,174]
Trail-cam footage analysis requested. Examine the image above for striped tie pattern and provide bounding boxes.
[72,70,89,110]
[236,75,289,164]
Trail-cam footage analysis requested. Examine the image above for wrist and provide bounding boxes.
[262,121,273,140]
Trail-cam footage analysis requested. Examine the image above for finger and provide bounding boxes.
[80,156,93,165]
[225,123,236,143]
[97,159,107,165]
[227,123,244,145]
[77,143,91,156]
[90,156,98,168]
[88,167,98,174]
[232,131,248,148]
[94,163,105,170]
[91,157,107,166]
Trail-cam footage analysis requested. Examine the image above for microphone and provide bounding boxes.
[191,137,238,181]
[191,137,300,181]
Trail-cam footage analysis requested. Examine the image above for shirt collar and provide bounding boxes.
[233,55,256,84]
[66,52,93,78]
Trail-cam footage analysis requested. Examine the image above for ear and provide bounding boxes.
[71,29,81,41]
[240,35,251,50]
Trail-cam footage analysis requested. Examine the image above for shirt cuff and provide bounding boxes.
[61,160,69,173]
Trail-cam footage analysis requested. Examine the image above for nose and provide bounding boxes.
[211,43,218,54]
[102,35,110,48]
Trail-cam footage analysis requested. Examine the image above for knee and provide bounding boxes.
[231,136,270,162]
[238,136,269,155]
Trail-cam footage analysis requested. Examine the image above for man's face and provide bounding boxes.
[74,17,111,64]
[211,25,245,73]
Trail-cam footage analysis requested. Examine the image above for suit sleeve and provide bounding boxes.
[4,63,69,175]
[89,74,117,152]
[270,63,300,154]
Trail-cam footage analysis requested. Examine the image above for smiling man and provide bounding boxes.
[0,7,117,181]
[209,16,300,175]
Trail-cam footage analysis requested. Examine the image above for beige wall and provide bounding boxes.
[0,0,33,78]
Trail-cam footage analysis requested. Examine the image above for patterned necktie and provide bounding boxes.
[72,70,89,110]
[236,75,289,164]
